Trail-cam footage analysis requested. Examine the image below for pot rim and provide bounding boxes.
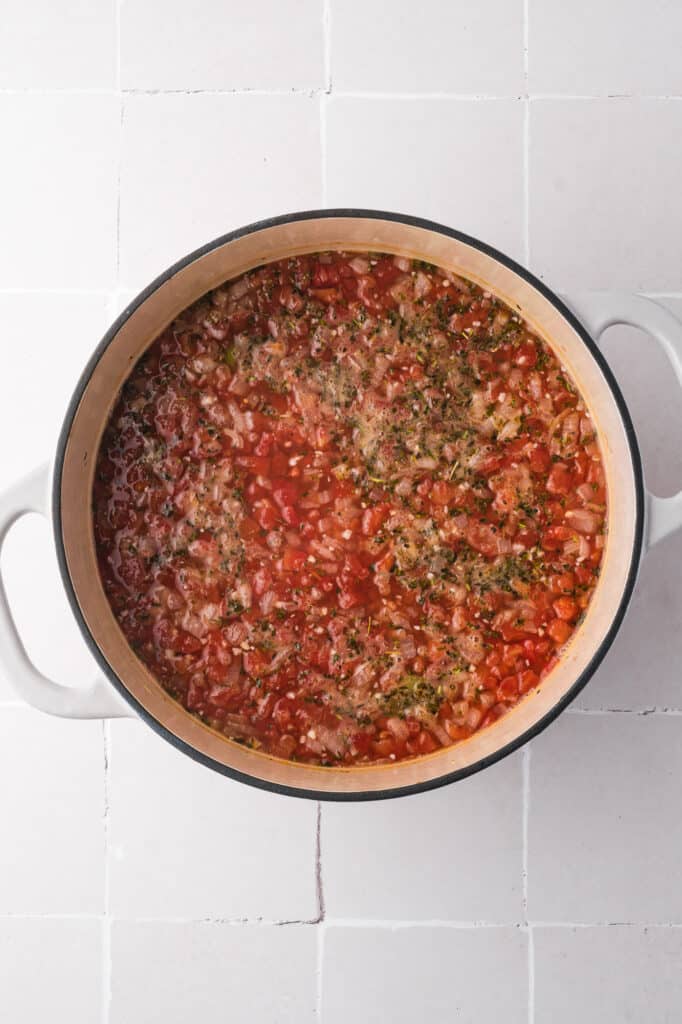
[52,208,645,800]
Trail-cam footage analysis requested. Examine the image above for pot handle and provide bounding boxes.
[0,464,133,718]
[565,291,682,551]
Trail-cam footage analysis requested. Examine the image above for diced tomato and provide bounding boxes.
[414,730,438,754]
[281,505,301,526]
[514,340,537,368]
[542,524,571,551]
[498,675,519,701]
[361,503,389,536]
[466,520,506,558]
[431,479,454,504]
[551,571,575,594]
[528,443,551,474]
[547,618,573,645]
[575,565,593,586]
[252,569,273,599]
[312,262,340,287]
[339,554,369,587]
[282,547,307,572]
[237,454,271,476]
[519,669,539,693]
[310,287,338,304]
[338,587,364,610]
[272,478,300,510]
[255,499,278,530]
[243,649,269,678]
[476,453,505,476]
[254,432,275,456]
[547,463,573,495]
[553,597,578,621]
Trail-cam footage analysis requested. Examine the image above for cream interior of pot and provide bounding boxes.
[59,217,639,795]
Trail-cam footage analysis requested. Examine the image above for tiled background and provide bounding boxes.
[1,1,682,1021]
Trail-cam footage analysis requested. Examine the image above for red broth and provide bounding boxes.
[93,252,606,766]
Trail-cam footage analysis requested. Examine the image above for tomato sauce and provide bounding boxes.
[93,252,606,766]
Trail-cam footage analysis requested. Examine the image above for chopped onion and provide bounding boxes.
[386,717,410,743]
[349,256,370,274]
[203,321,227,342]
[565,508,600,535]
[576,482,595,504]
[228,277,250,299]
[227,374,249,396]
[414,706,450,746]
[300,490,332,508]
[550,409,580,456]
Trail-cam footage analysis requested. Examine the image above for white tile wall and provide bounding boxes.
[119,93,322,289]
[322,753,523,921]
[330,0,524,95]
[0,918,102,1024]
[120,0,325,91]
[0,0,116,89]
[529,99,682,292]
[108,721,318,921]
[0,709,104,915]
[528,713,682,923]
[326,97,525,260]
[0,294,109,486]
[528,0,682,96]
[534,926,682,1022]
[322,925,528,1023]
[0,94,119,289]
[2,1,682,1021]
[110,921,317,1023]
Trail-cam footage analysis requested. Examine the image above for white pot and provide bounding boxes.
[1,211,681,799]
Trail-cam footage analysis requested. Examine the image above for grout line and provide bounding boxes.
[330,90,521,101]
[313,802,324,1018]
[121,87,319,97]
[0,287,113,296]
[566,707,682,716]
[115,98,124,284]
[522,746,530,924]
[528,93,682,101]
[115,0,122,92]
[102,721,112,1024]
[320,918,682,929]
[0,913,107,920]
[1,87,682,100]
[2,912,681,927]
[528,926,535,1024]
[316,919,325,1019]
[530,921,682,928]
[522,745,533,1019]
[320,93,328,205]
[645,292,682,299]
[320,0,331,205]
[523,102,530,267]
[0,88,119,95]
[321,919,530,929]
[522,0,530,267]
[315,802,325,923]
[323,0,332,94]
[523,0,529,90]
